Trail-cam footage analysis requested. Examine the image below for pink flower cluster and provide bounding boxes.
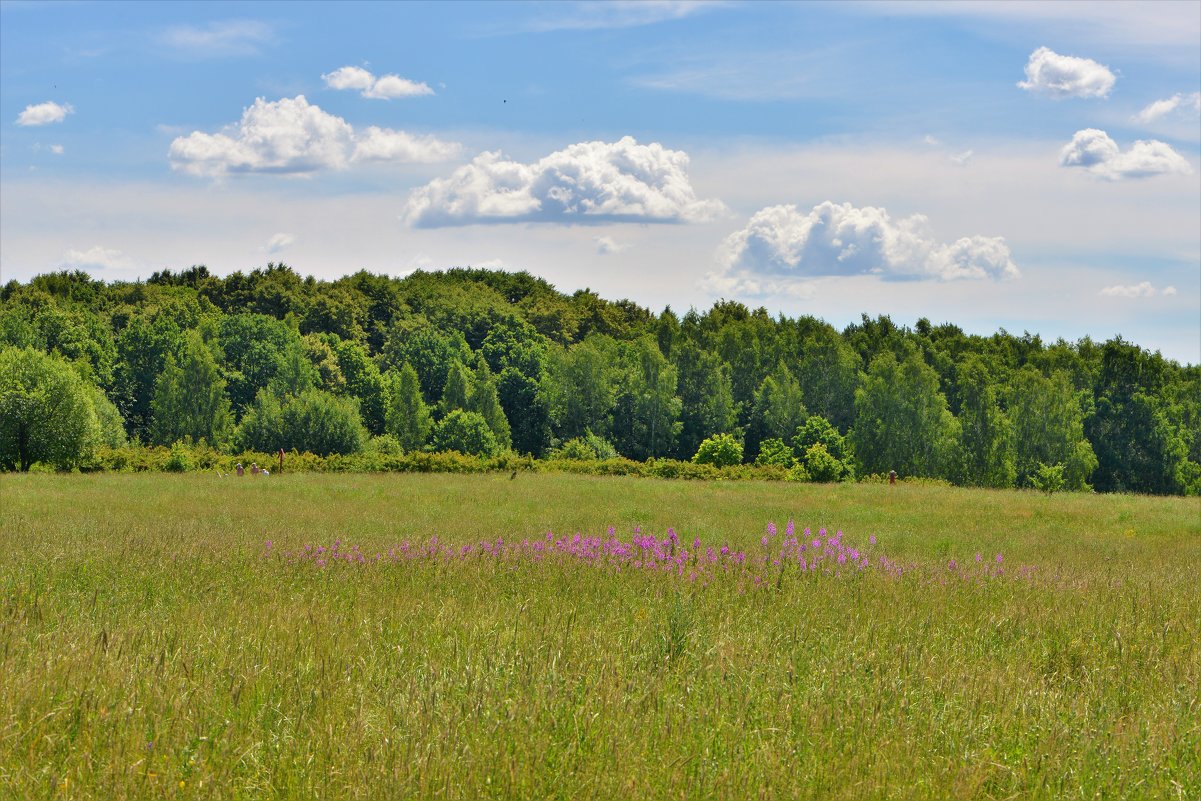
[264,521,1033,587]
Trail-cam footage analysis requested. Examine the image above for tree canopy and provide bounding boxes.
[1,265,1196,493]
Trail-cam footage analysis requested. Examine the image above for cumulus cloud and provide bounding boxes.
[322,66,434,99]
[1132,92,1201,123]
[1059,128,1192,180]
[1018,47,1115,98]
[16,101,73,127]
[950,149,974,166]
[168,95,459,177]
[706,201,1019,295]
[402,136,724,227]
[265,233,295,254]
[1099,282,1177,298]
[60,246,132,271]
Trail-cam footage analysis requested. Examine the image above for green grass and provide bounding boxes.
[1,472,1198,800]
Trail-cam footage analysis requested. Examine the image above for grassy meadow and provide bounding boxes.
[1,472,1198,800]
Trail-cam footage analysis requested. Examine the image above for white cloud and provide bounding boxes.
[402,136,725,227]
[15,101,73,127]
[707,201,1020,295]
[1059,128,1192,180]
[265,233,295,254]
[595,235,628,255]
[322,66,434,99]
[351,126,460,163]
[923,135,941,146]
[168,95,460,177]
[1018,46,1115,99]
[1099,282,1177,298]
[159,20,274,57]
[60,246,132,271]
[49,144,64,155]
[1132,92,1201,124]
[950,149,974,165]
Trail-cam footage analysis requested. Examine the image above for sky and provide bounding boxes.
[2,0,1199,363]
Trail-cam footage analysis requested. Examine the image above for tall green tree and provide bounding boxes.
[746,362,806,461]
[1085,340,1190,494]
[956,354,1016,488]
[611,337,681,460]
[467,358,512,450]
[380,321,470,405]
[439,360,471,417]
[382,364,432,452]
[330,337,385,435]
[149,331,232,446]
[1007,367,1097,490]
[0,347,100,471]
[851,348,959,478]
[673,340,737,461]
[545,338,615,441]
[797,325,860,432]
[497,367,551,456]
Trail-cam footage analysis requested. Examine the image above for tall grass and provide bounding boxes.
[1,473,1198,799]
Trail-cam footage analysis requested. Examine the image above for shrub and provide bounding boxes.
[803,442,847,483]
[431,410,499,457]
[692,433,743,468]
[163,441,193,472]
[1030,462,1066,493]
[549,431,617,461]
[755,437,794,468]
[784,463,811,482]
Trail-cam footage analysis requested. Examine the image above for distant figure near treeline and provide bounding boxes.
[236,463,244,477]
[889,470,897,485]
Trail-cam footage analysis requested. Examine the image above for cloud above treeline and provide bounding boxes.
[60,245,132,271]
[401,136,725,227]
[1059,128,1192,180]
[322,66,434,99]
[1099,282,1177,298]
[16,101,73,126]
[168,95,460,177]
[706,201,1020,296]
[1018,47,1115,99]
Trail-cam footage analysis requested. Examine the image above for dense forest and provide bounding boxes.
[1,264,1197,495]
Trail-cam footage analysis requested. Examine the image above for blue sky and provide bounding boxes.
[2,0,1199,362]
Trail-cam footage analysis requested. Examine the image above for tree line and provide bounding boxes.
[1,264,1197,495]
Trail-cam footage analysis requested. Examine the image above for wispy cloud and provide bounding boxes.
[158,20,275,58]
[1099,282,1177,298]
[265,233,295,254]
[60,245,132,271]
[872,1,1201,52]
[524,1,723,32]
[1132,92,1201,124]
[595,235,628,255]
